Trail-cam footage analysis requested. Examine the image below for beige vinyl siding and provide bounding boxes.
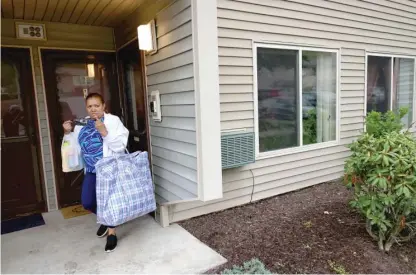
[1,20,115,211]
[168,0,416,223]
[145,0,198,204]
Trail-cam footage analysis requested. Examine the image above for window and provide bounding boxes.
[366,55,416,127]
[255,45,338,156]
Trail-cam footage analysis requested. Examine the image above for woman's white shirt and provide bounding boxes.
[63,113,129,157]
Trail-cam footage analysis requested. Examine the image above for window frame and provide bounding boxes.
[253,42,341,160]
[364,52,416,129]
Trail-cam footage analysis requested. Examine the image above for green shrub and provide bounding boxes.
[303,109,317,145]
[365,108,410,138]
[221,259,271,274]
[344,108,416,252]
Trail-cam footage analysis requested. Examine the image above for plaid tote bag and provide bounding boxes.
[95,151,156,226]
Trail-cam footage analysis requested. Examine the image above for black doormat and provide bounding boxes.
[1,214,45,235]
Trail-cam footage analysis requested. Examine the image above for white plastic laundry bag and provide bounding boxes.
[61,134,84,172]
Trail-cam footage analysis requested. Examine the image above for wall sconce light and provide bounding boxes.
[87,63,95,78]
[137,19,157,54]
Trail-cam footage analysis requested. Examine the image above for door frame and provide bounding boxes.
[116,41,152,163]
[116,40,154,218]
[40,49,121,208]
[1,45,47,216]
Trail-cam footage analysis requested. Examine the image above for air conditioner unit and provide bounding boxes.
[221,131,255,169]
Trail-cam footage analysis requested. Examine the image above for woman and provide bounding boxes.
[62,93,129,253]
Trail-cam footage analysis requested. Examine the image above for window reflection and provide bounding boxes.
[367,56,391,113]
[393,58,415,127]
[257,48,299,152]
[55,63,111,122]
[1,60,27,138]
[367,56,415,127]
[302,51,337,145]
[257,47,337,153]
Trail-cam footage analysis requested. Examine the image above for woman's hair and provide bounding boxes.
[85,93,105,104]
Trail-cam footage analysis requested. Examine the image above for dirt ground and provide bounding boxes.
[180,181,416,274]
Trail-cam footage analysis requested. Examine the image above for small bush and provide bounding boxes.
[344,108,416,251]
[365,108,409,138]
[328,260,349,274]
[221,258,271,274]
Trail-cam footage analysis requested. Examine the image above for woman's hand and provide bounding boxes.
[62,120,72,134]
[95,118,108,137]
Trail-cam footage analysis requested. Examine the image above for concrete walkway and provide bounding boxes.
[1,212,226,274]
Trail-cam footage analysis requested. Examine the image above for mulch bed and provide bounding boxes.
[180,181,416,274]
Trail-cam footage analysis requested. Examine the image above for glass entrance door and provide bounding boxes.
[1,47,45,220]
[41,50,120,207]
[117,41,149,153]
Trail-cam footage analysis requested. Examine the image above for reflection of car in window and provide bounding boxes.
[258,88,296,120]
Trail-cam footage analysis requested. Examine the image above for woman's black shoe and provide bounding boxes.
[96,225,108,238]
[105,235,117,253]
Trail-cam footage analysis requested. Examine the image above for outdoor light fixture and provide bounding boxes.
[87,63,95,78]
[137,19,157,54]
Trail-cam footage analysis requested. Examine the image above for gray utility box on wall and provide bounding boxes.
[221,132,255,169]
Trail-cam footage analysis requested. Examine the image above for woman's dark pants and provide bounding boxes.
[81,172,115,228]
